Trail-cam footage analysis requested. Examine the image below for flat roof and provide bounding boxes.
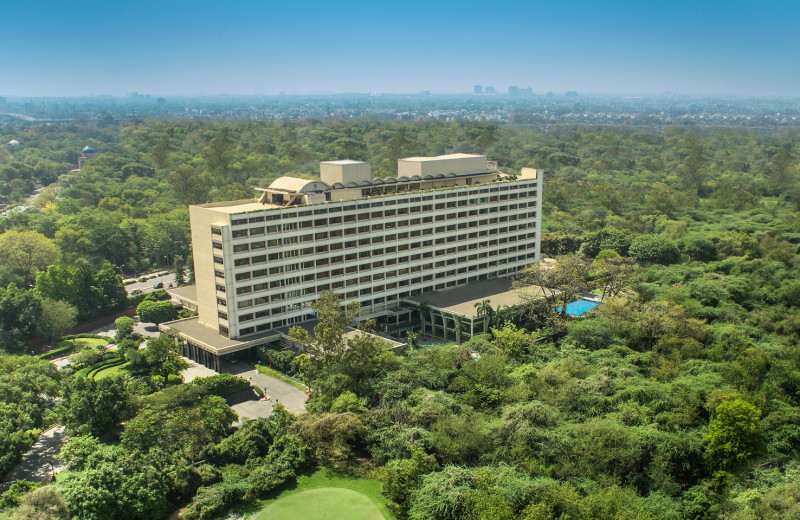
[160,317,280,355]
[167,284,197,304]
[401,153,484,162]
[320,160,367,165]
[405,278,556,317]
[194,199,279,214]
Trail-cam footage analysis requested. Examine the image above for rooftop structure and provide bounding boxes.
[162,153,544,371]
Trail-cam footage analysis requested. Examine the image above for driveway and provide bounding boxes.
[220,360,308,416]
[179,358,308,421]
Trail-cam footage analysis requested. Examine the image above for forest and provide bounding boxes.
[0,118,799,519]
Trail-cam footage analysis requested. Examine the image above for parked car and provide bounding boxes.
[130,289,142,295]
[154,282,164,289]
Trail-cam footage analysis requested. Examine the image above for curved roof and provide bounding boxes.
[330,182,344,189]
[82,145,95,154]
[269,176,329,193]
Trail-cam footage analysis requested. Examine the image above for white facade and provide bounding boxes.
[190,154,543,340]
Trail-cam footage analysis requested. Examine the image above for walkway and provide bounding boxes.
[1,426,65,492]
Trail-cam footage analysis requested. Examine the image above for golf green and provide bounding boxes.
[253,487,385,520]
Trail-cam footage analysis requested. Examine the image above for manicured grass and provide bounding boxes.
[254,488,383,520]
[38,337,111,360]
[93,360,133,379]
[254,364,307,391]
[224,468,395,520]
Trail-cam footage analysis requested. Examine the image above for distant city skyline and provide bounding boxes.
[2,0,798,97]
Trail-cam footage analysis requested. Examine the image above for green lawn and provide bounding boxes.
[93,360,134,379]
[38,337,111,360]
[254,488,383,520]
[227,468,394,520]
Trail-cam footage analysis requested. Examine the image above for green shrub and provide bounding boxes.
[193,374,250,397]
[167,374,183,385]
[630,235,681,265]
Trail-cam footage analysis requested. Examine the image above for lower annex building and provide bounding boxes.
[161,153,543,371]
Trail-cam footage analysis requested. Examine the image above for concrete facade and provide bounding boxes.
[170,153,543,354]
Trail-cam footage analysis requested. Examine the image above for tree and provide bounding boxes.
[115,316,135,342]
[474,300,494,333]
[0,284,43,351]
[289,291,360,369]
[136,300,177,325]
[61,376,129,436]
[417,301,432,336]
[144,333,187,379]
[491,322,530,361]
[7,486,69,520]
[704,399,763,474]
[56,437,168,520]
[629,235,681,265]
[515,254,591,317]
[0,230,60,284]
[453,314,464,344]
[173,254,186,286]
[37,299,77,344]
[591,251,638,300]
[378,447,438,515]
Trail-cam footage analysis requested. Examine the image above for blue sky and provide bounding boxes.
[1,0,798,97]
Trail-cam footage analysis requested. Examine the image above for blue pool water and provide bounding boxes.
[556,300,601,316]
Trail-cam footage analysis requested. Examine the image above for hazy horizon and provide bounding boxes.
[2,0,798,98]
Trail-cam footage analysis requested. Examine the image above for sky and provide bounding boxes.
[1,0,798,97]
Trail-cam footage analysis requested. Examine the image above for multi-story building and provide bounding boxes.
[162,153,543,370]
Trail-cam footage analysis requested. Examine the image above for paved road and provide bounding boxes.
[124,274,177,295]
[1,426,65,492]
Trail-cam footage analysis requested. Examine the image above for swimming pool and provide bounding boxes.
[556,299,601,316]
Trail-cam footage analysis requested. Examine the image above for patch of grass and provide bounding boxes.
[228,468,394,520]
[91,359,128,379]
[38,337,111,360]
[254,364,307,392]
[254,488,383,520]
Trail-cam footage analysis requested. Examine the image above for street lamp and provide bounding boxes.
[161,256,168,285]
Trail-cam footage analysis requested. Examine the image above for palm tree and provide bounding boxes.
[474,300,494,333]
[417,301,431,336]
[453,314,464,344]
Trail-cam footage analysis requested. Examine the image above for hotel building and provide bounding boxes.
[162,154,543,370]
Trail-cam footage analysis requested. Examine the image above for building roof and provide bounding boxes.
[400,153,484,162]
[7,139,19,146]
[268,176,330,193]
[82,145,95,154]
[160,317,280,355]
[167,284,197,305]
[405,277,556,317]
[320,160,366,165]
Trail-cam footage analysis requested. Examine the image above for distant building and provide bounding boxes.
[508,86,533,98]
[484,86,496,94]
[7,139,20,146]
[474,85,483,94]
[161,153,544,370]
[77,145,96,169]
